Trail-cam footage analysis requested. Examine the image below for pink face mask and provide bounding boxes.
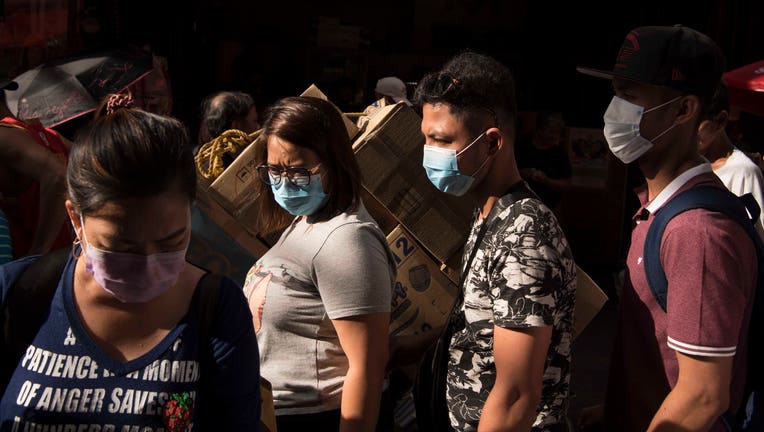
[78,215,187,303]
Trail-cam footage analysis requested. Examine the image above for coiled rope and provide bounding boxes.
[195,129,262,181]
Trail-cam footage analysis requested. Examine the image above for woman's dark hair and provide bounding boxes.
[414,51,518,139]
[255,96,362,232]
[67,96,196,215]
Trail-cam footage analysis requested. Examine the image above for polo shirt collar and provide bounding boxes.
[645,163,713,213]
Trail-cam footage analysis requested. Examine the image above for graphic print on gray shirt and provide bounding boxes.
[243,204,395,415]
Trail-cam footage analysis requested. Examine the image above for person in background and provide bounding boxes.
[198,91,260,146]
[357,76,412,129]
[698,82,764,241]
[0,79,72,259]
[243,96,395,432]
[374,77,412,107]
[578,25,755,432]
[516,111,573,215]
[0,93,261,430]
[415,51,577,431]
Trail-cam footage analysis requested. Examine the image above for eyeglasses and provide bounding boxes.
[255,164,321,187]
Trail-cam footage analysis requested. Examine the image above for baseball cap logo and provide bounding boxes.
[615,30,641,69]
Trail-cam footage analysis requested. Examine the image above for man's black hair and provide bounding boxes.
[703,81,730,120]
[413,51,517,138]
[200,91,255,139]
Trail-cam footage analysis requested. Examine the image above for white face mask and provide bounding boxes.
[603,95,681,164]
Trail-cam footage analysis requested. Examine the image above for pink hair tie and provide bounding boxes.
[106,93,135,115]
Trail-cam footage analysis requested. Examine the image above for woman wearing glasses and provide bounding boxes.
[243,96,395,432]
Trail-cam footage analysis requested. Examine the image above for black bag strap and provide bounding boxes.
[0,247,69,394]
[416,181,539,431]
[451,181,539,313]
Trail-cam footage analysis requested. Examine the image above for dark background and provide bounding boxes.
[104,0,763,136]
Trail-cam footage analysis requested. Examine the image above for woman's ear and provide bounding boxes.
[65,200,82,240]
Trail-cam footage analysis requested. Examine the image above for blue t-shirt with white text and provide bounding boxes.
[0,254,261,432]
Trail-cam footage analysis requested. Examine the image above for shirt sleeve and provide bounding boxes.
[312,223,394,320]
[493,204,567,328]
[202,277,261,430]
[662,209,756,357]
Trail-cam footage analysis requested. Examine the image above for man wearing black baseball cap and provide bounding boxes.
[578,26,756,432]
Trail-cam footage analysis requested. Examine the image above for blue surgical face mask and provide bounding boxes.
[422,131,490,196]
[270,173,329,216]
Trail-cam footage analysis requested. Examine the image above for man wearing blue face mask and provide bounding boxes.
[414,51,577,431]
[578,26,757,432]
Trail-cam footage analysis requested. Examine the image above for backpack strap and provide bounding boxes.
[195,272,222,346]
[644,185,760,312]
[192,271,222,430]
[0,247,70,394]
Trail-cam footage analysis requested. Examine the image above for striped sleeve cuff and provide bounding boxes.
[667,337,736,357]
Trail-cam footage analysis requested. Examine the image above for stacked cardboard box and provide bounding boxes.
[187,182,270,284]
[387,225,459,337]
[353,102,475,265]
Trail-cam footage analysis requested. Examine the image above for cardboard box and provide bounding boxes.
[208,137,263,235]
[353,102,475,264]
[188,187,270,285]
[300,84,359,140]
[387,225,458,337]
[572,265,609,340]
[361,188,398,236]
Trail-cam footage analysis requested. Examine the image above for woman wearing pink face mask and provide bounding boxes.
[0,94,261,431]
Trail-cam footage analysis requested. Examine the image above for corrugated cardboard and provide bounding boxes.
[572,264,609,340]
[361,188,398,236]
[300,84,359,140]
[354,102,474,264]
[208,138,262,235]
[193,185,270,261]
[387,225,458,337]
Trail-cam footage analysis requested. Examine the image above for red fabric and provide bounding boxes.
[0,117,72,258]
[723,60,764,116]
[604,172,756,432]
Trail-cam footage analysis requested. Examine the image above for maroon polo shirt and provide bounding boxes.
[604,165,756,432]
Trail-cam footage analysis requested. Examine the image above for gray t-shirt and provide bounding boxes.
[243,203,395,415]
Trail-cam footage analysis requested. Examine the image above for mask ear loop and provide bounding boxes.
[71,238,82,259]
[71,212,84,259]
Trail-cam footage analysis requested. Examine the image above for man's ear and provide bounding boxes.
[675,95,700,126]
[715,110,729,129]
[486,127,504,156]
